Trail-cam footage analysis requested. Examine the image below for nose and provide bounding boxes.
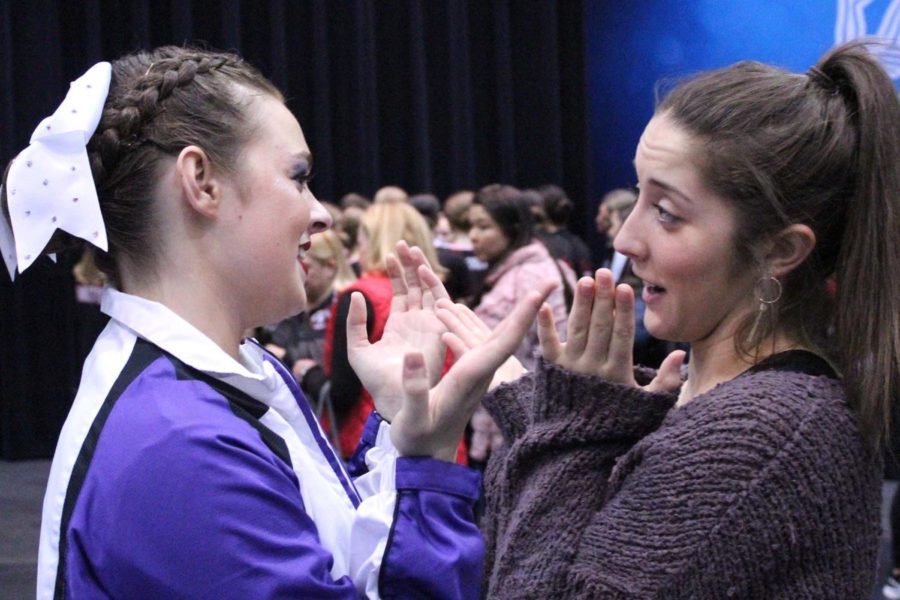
[306,190,332,234]
[612,208,642,261]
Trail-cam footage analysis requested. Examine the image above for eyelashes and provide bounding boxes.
[292,169,315,187]
[653,203,680,225]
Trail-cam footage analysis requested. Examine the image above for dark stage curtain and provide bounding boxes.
[0,0,589,459]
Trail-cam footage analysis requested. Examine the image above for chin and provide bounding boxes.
[643,315,678,344]
[263,293,308,327]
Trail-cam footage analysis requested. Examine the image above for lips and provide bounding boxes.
[298,240,311,274]
[635,271,666,303]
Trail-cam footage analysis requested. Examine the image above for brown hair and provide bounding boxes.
[471,184,534,259]
[444,190,475,232]
[658,42,900,446]
[3,46,282,286]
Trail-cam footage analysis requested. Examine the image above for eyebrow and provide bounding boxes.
[646,177,693,204]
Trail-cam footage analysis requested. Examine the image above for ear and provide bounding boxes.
[175,145,223,219]
[764,224,816,279]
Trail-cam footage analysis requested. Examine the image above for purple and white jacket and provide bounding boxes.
[37,289,483,599]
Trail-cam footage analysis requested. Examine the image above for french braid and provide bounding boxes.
[79,46,282,285]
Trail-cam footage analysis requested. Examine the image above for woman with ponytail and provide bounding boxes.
[439,42,900,598]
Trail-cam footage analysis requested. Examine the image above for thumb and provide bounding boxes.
[644,349,686,393]
[399,352,430,428]
[346,292,371,350]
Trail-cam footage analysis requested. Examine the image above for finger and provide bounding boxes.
[563,277,596,358]
[417,260,451,303]
[346,292,372,351]
[485,291,545,361]
[386,254,408,313]
[606,284,636,373]
[583,269,616,362]
[396,352,431,447]
[645,350,686,393]
[422,288,436,311]
[443,300,493,341]
[396,241,423,309]
[537,303,562,363]
[436,307,484,349]
[441,331,471,360]
[475,282,554,367]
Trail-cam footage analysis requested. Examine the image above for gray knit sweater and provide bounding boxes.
[481,356,881,599]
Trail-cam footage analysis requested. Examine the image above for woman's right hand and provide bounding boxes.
[389,282,555,461]
[433,299,527,390]
[537,269,684,393]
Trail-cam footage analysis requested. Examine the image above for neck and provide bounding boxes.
[120,264,246,362]
[307,287,331,310]
[677,330,804,406]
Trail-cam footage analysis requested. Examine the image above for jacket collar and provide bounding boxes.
[100,287,269,383]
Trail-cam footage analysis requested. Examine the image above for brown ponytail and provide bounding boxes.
[822,44,900,449]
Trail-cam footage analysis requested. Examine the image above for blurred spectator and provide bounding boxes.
[258,230,355,443]
[410,193,472,301]
[596,187,638,271]
[440,190,488,301]
[336,196,368,276]
[339,192,371,211]
[373,185,408,204]
[537,184,593,277]
[467,184,575,462]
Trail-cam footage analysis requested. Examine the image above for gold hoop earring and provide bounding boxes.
[754,276,782,312]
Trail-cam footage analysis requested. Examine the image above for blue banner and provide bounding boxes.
[586,0,900,220]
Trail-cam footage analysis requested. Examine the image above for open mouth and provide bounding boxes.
[297,241,312,274]
[642,281,667,303]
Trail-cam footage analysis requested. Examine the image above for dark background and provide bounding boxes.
[4,0,897,459]
[0,0,590,458]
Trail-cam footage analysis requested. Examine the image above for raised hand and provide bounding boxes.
[346,241,450,421]
[390,283,555,461]
[537,269,684,392]
[433,299,527,390]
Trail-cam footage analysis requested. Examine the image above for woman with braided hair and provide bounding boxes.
[2,46,548,599]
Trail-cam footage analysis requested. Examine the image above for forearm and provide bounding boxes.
[481,360,676,596]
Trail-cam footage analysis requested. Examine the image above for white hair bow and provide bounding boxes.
[0,62,111,280]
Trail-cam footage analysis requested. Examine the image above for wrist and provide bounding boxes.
[432,444,458,463]
[371,394,403,422]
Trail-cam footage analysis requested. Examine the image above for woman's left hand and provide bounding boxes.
[434,299,527,389]
[538,269,684,392]
[347,241,450,421]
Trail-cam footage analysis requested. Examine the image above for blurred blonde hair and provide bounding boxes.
[360,200,446,277]
[309,230,356,290]
[373,185,408,204]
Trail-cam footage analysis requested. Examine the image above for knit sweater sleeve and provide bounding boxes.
[483,369,881,599]
[480,359,675,597]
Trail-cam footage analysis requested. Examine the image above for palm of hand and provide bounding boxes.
[354,308,447,421]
